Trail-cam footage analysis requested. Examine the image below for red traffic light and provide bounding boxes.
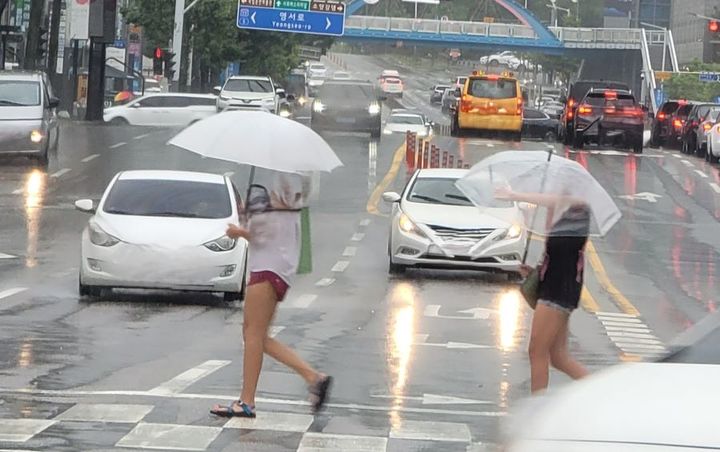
[154,47,164,59]
[709,20,719,33]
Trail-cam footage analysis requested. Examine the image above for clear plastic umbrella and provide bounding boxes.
[456,150,621,237]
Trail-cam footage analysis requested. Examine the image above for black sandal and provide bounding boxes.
[210,400,256,418]
[309,375,333,413]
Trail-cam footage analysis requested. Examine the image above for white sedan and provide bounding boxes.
[104,93,217,127]
[504,310,720,451]
[383,111,433,138]
[383,169,525,276]
[705,119,720,163]
[75,170,248,301]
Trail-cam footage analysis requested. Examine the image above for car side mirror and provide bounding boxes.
[212,86,221,95]
[47,96,60,109]
[277,91,286,99]
[382,192,401,203]
[75,199,95,213]
[378,94,388,101]
[286,94,295,102]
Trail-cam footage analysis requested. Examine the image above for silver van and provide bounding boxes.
[0,72,60,166]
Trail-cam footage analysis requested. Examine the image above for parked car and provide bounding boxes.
[560,80,631,145]
[680,103,720,156]
[650,100,687,147]
[311,80,382,138]
[382,168,525,277]
[75,170,248,302]
[573,89,644,153]
[430,84,451,104]
[705,118,720,163]
[0,71,60,166]
[215,76,279,113]
[522,108,559,141]
[383,110,433,138]
[104,93,217,127]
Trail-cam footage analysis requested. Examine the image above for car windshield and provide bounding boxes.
[223,79,273,93]
[407,177,512,207]
[317,83,374,105]
[383,78,401,84]
[676,104,693,117]
[585,93,636,107]
[103,179,232,219]
[0,80,41,106]
[468,78,517,99]
[389,114,424,125]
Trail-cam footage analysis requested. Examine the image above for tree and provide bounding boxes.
[664,61,720,102]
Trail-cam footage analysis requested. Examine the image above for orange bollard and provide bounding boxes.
[442,151,448,168]
[448,155,454,168]
[431,145,440,168]
[405,131,417,176]
[457,159,463,169]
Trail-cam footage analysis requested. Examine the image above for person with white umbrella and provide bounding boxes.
[169,111,342,417]
[458,151,621,394]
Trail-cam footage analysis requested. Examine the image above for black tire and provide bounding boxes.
[572,131,584,149]
[709,143,720,163]
[632,139,643,154]
[223,291,242,303]
[490,60,499,67]
[79,279,102,298]
[650,126,661,147]
[544,130,557,142]
[450,114,463,137]
[698,142,707,158]
[388,260,406,274]
[35,148,49,167]
[507,272,523,282]
[109,117,129,126]
[563,125,573,145]
[512,131,522,142]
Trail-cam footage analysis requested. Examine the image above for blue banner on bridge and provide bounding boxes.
[236,2,345,36]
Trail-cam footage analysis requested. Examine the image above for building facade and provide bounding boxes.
[635,0,672,28]
[671,0,720,64]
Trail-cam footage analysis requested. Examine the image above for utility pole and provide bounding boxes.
[47,0,62,75]
[172,0,184,90]
[24,0,44,70]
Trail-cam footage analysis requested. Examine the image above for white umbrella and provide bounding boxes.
[168,110,343,173]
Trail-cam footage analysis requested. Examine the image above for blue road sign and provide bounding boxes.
[699,72,720,82]
[236,1,345,36]
[113,39,126,49]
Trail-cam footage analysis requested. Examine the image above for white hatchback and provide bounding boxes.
[76,170,248,301]
[383,111,432,138]
[383,169,525,277]
[103,93,217,127]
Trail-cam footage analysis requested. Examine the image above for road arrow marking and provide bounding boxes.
[371,393,492,405]
[424,305,494,320]
[325,17,331,30]
[618,192,662,203]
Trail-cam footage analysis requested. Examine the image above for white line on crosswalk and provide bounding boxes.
[50,168,71,178]
[694,170,708,178]
[269,326,285,337]
[710,183,720,194]
[134,133,151,140]
[331,260,349,272]
[11,188,22,195]
[0,288,27,300]
[351,233,365,242]
[148,360,231,395]
[359,219,371,227]
[681,159,694,167]
[109,142,126,149]
[342,246,357,257]
[600,317,643,324]
[603,325,653,333]
[81,154,100,163]
[287,294,317,309]
[596,312,637,319]
[223,171,234,177]
[615,342,667,351]
[315,278,335,287]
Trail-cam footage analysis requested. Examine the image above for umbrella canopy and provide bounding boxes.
[456,151,621,237]
[168,110,343,173]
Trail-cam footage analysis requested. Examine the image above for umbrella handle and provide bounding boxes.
[521,149,553,265]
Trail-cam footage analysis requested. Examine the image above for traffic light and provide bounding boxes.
[36,26,48,68]
[152,47,163,76]
[710,20,719,33]
[163,50,176,81]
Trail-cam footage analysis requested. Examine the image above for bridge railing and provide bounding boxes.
[550,27,644,47]
[344,16,539,39]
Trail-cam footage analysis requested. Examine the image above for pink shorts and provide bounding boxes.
[248,271,290,301]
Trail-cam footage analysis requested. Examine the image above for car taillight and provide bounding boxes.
[657,112,666,120]
[703,123,713,132]
[673,119,683,129]
[568,98,575,108]
[578,104,592,115]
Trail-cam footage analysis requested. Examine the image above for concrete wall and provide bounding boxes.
[671,0,720,64]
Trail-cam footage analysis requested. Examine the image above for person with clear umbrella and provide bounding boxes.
[457,151,621,393]
[167,111,342,417]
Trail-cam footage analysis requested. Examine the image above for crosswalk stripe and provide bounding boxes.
[596,312,637,319]
[148,360,231,396]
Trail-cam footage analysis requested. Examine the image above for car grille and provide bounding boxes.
[428,225,495,241]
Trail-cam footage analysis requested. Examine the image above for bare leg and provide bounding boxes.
[264,337,320,385]
[239,282,278,406]
[528,303,567,394]
[550,318,589,380]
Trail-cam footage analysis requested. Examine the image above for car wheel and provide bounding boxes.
[79,279,102,299]
[109,117,129,126]
[389,260,406,274]
[710,151,720,164]
[450,114,463,137]
[572,131,584,149]
[563,126,573,145]
[650,126,661,147]
[35,148,49,167]
[544,130,557,142]
[633,139,643,154]
[512,131,522,142]
[489,60,499,67]
[223,291,242,303]
[507,272,523,282]
[709,143,720,164]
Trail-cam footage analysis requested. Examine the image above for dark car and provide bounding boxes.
[680,102,720,155]
[560,80,631,145]
[573,89,644,153]
[430,84,450,104]
[650,100,687,147]
[666,103,694,149]
[311,80,382,138]
[522,108,559,141]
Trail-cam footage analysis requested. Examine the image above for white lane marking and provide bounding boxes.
[600,317,643,324]
[298,433,388,452]
[710,183,720,194]
[694,170,709,178]
[0,288,27,300]
[371,394,492,405]
[315,278,335,287]
[418,342,493,350]
[603,325,653,333]
[486,143,495,147]
[147,360,231,396]
[11,188,23,195]
[225,412,314,432]
[359,219,371,227]
[615,342,667,351]
[331,260,350,272]
[133,133,151,140]
[223,171,234,177]
[342,246,357,257]
[109,142,127,149]
[606,331,660,340]
[0,253,17,259]
[0,419,56,442]
[681,159,694,167]
[50,168,71,178]
[116,422,222,451]
[269,326,285,337]
[672,154,682,158]
[81,154,99,163]
[596,312,637,319]
[618,192,661,203]
[56,404,153,423]
[0,387,506,417]
[351,232,365,242]
[390,419,472,442]
[287,294,317,309]
[295,116,311,120]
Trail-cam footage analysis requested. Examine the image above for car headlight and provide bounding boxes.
[398,212,426,238]
[30,130,44,143]
[279,109,291,118]
[313,100,325,113]
[368,103,381,115]
[204,235,237,252]
[495,224,523,241]
[89,221,120,247]
[298,96,307,106]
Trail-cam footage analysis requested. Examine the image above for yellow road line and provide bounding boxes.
[580,286,599,313]
[367,142,406,216]
[585,240,640,316]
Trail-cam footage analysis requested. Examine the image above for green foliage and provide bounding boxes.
[665,61,720,102]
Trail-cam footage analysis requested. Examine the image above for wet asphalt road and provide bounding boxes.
[0,54,718,451]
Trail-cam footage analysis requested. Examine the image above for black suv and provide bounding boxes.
[650,100,686,147]
[680,103,720,155]
[311,80,382,138]
[560,80,630,145]
[573,89,644,153]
